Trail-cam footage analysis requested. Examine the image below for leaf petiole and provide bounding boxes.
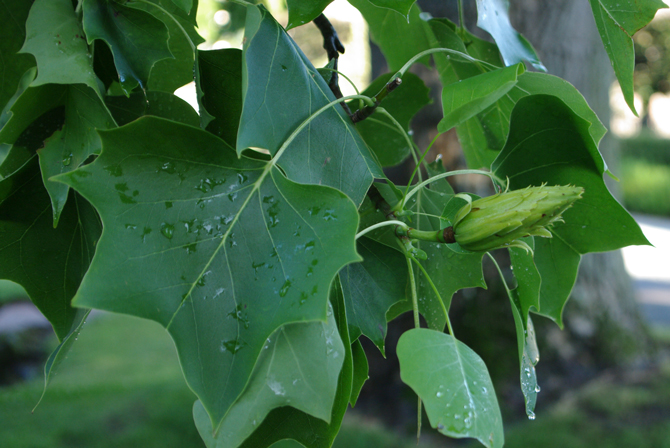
[355,220,408,240]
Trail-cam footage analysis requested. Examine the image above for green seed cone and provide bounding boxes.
[453,185,584,252]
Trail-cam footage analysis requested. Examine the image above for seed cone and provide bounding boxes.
[452,185,584,252]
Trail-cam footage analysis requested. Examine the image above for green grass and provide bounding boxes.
[2,311,670,448]
[620,157,670,216]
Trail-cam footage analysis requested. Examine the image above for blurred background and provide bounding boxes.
[2,0,670,447]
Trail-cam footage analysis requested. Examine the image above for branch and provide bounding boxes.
[313,14,352,116]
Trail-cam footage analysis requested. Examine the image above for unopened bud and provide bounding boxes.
[451,185,584,252]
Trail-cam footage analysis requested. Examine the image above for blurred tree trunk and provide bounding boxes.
[509,0,653,373]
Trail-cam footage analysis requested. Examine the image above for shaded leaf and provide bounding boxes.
[82,0,173,92]
[508,292,540,419]
[105,91,199,127]
[0,156,100,340]
[369,0,416,17]
[236,278,354,448]
[238,5,381,205]
[286,0,333,29]
[508,237,540,324]
[20,0,100,96]
[38,85,116,225]
[0,0,36,112]
[170,0,193,14]
[398,328,504,448]
[57,116,360,428]
[438,63,524,133]
[475,0,545,71]
[350,339,368,406]
[339,237,408,352]
[193,303,344,447]
[587,0,666,113]
[348,0,432,71]
[350,72,431,167]
[197,49,243,147]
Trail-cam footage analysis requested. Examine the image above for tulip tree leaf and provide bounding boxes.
[508,293,540,419]
[350,339,368,407]
[492,95,649,325]
[438,63,524,133]
[508,237,540,324]
[38,85,116,225]
[348,0,432,71]
[398,329,504,448]
[197,49,243,148]
[20,0,100,97]
[236,278,354,448]
[366,185,486,331]
[238,5,381,205]
[475,0,545,71]
[368,0,416,17]
[82,0,173,93]
[57,116,360,429]
[0,0,36,113]
[104,91,200,127]
[349,72,431,167]
[339,236,408,353]
[285,0,333,29]
[0,156,100,340]
[193,303,344,448]
[587,0,667,114]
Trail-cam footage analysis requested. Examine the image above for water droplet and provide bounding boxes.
[436,391,443,398]
[527,411,536,420]
[141,227,152,242]
[165,201,173,209]
[220,338,245,353]
[125,224,137,230]
[62,153,73,166]
[535,385,541,393]
[279,279,292,297]
[160,222,175,239]
[482,386,488,394]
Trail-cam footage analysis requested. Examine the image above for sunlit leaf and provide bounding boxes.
[398,329,504,448]
[475,0,545,71]
[286,0,332,29]
[587,0,667,113]
[57,116,360,428]
[105,91,200,127]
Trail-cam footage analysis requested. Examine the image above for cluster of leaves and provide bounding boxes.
[0,0,662,447]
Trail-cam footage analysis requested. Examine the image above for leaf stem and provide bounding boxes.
[401,132,441,210]
[318,68,360,95]
[406,257,421,329]
[395,48,498,78]
[355,220,408,240]
[458,0,466,31]
[399,169,500,211]
[410,258,453,335]
[486,252,513,297]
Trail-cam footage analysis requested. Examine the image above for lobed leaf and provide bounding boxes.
[398,329,504,448]
[587,0,667,113]
[193,303,344,447]
[57,116,360,428]
[0,0,36,113]
[238,5,381,205]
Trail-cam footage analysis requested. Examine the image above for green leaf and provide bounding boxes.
[339,237,408,353]
[57,116,360,428]
[492,95,648,253]
[169,0,192,13]
[587,0,667,113]
[508,293,540,420]
[105,91,200,127]
[82,0,173,93]
[508,237,540,324]
[236,278,354,448]
[426,158,455,195]
[38,85,116,225]
[492,95,649,326]
[0,157,100,340]
[349,72,431,167]
[0,0,36,112]
[193,303,344,447]
[129,0,204,93]
[348,0,432,71]
[475,0,545,71]
[34,309,91,410]
[20,0,100,97]
[438,63,524,133]
[350,339,368,406]
[238,5,381,205]
[532,236,581,327]
[369,185,486,331]
[286,0,333,29]
[368,0,416,17]
[398,328,504,448]
[197,49,243,147]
